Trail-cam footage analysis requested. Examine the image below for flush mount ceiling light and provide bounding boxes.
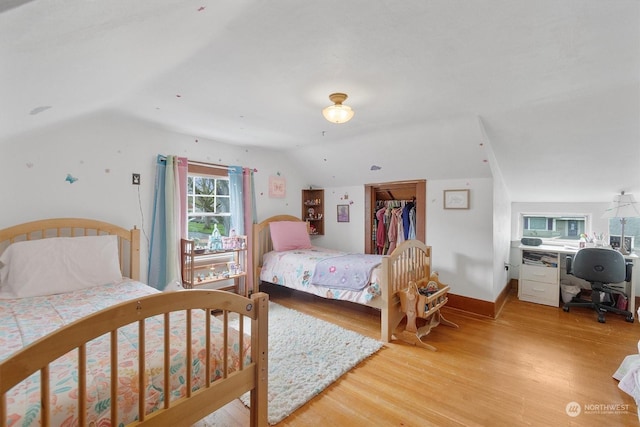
[322,93,354,124]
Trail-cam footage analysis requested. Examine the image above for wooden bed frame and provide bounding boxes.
[0,218,268,427]
[253,215,433,343]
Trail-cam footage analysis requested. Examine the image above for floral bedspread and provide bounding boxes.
[0,280,250,426]
[260,247,382,305]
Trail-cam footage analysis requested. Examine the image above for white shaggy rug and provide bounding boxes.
[207,302,383,425]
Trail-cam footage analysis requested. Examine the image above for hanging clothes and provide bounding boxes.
[402,200,414,240]
[408,204,416,240]
[376,207,387,255]
[395,207,406,246]
[387,208,400,254]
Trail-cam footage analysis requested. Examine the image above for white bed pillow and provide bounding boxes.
[269,221,312,251]
[0,235,123,298]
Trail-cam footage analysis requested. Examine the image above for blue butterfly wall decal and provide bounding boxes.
[65,174,78,184]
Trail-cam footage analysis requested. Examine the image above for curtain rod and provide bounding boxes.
[187,160,255,173]
[188,160,232,170]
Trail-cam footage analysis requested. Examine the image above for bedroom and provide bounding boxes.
[1,0,639,425]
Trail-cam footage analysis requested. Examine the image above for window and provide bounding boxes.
[521,214,588,242]
[186,164,231,245]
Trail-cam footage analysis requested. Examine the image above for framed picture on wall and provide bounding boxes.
[268,176,286,198]
[337,204,350,222]
[444,189,470,209]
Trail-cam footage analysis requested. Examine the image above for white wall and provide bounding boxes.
[310,185,365,253]
[491,164,512,298]
[427,178,495,301]
[0,111,307,283]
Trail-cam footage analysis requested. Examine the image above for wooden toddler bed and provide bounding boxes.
[0,218,268,427]
[253,215,435,343]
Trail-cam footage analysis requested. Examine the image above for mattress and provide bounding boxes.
[0,280,250,426]
[259,247,382,305]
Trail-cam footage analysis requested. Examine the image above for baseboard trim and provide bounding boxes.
[448,280,639,319]
[446,280,515,319]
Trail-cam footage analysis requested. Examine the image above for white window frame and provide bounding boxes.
[519,212,592,245]
[186,163,231,240]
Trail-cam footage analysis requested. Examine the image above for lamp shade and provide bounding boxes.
[602,192,640,218]
[322,93,354,124]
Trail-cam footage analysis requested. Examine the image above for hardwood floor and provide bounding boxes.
[210,284,639,426]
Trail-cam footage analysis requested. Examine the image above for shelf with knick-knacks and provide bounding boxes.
[180,232,248,296]
[302,188,324,235]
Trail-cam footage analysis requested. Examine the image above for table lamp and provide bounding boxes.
[602,191,640,255]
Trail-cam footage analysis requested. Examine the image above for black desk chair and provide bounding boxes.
[563,247,634,323]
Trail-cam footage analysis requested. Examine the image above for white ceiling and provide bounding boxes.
[1,0,638,202]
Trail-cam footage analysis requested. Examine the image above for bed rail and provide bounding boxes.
[0,290,268,427]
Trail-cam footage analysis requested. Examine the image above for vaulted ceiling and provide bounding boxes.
[1,0,638,202]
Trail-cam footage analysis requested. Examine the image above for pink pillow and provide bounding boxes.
[269,221,312,251]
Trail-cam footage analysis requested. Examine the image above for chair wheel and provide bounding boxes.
[626,315,634,323]
[563,306,569,312]
[598,314,605,323]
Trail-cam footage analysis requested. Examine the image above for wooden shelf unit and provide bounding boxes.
[180,237,248,296]
[302,188,324,236]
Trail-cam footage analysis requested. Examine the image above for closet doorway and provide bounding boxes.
[364,180,426,254]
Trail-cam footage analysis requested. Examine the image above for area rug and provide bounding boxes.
[222,302,383,425]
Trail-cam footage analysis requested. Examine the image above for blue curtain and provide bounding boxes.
[229,166,257,292]
[148,155,186,290]
[228,166,245,235]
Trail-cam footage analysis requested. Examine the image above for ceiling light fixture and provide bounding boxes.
[322,93,354,124]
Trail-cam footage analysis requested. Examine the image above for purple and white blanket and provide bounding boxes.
[311,253,383,290]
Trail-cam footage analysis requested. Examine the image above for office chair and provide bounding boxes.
[563,247,634,323]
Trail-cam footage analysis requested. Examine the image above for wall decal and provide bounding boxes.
[370,165,382,170]
[65,174,78,184]
[30,106,52,115]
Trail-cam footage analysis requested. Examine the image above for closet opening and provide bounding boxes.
[364,180,426,254]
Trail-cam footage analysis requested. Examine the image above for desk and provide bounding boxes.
[518,244,639,319]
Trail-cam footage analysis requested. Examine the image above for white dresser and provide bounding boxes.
[518,249,560,307]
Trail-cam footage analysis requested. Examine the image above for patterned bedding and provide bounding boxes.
[0,280,250,426]
[312,253,383,291]
[613,339,640,421]
[259,247,382,305]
